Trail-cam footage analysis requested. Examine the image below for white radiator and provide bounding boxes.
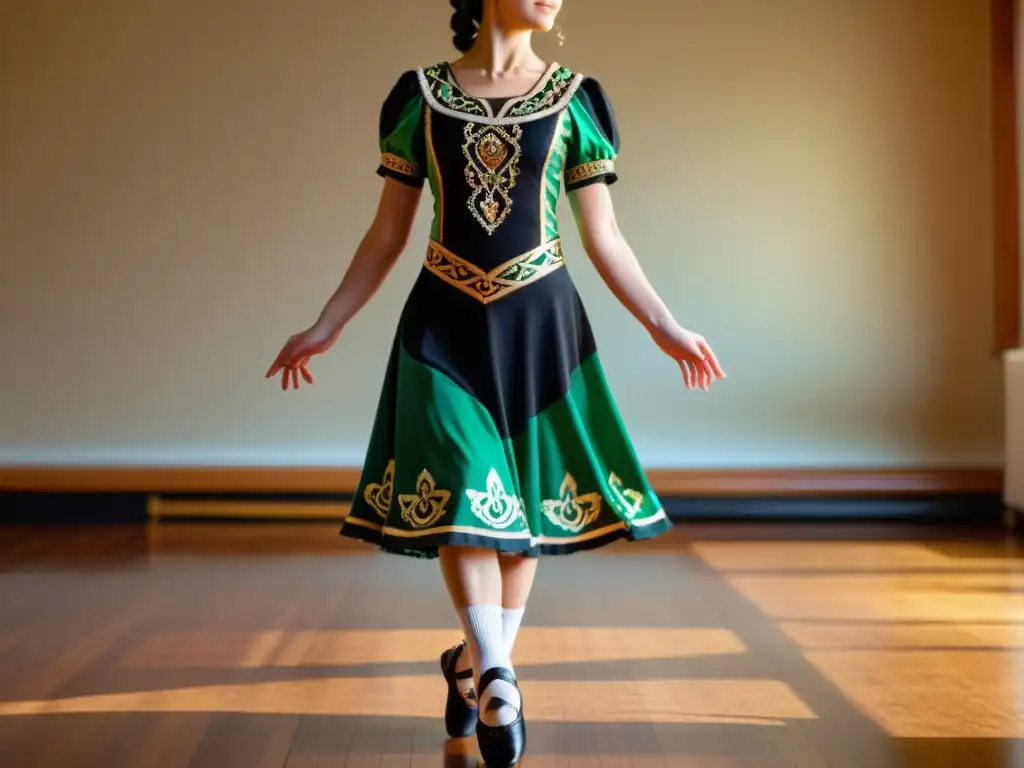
[1005,348,1024,512]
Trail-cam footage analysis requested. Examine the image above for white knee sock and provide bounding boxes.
[458,604,521,727]
[454,606,525,707]
[502,606,525,654]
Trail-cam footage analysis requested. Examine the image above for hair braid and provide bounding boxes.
[450,0,483,53]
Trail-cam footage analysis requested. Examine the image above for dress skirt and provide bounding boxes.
[339,254,672,558]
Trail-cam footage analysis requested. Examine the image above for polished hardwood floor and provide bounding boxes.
[0,521,1022,767]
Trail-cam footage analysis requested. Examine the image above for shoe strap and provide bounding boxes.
[478,666,518,696]
[450,642,475,680]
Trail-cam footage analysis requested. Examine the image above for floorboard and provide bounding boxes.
[0,521,1021,766]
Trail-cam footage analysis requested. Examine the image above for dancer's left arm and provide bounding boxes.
[569,183,725,390]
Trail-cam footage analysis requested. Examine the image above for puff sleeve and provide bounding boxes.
[376,70,427,188]
[564,77,620,191]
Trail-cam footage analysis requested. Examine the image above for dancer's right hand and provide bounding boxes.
[265,323,339,391]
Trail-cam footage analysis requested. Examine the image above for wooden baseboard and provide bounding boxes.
[147,497,350,521]
[0,465,1003,496]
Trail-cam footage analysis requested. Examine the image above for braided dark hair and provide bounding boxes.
[450,0,483,53]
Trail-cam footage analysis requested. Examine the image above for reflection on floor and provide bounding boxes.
[0,521,1022,766]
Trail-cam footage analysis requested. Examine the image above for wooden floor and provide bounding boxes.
[0,521,1023,767]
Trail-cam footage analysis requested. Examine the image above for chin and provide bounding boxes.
[520,0,560,31]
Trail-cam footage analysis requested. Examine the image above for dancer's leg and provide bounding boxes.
[498,554,538,654]
[439,544,503,609]
[452,554,537,703]
[439,545,521,727]
[453,553,538,671]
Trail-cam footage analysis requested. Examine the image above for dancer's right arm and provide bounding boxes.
[265,177,420,389]
[311,178,421,335]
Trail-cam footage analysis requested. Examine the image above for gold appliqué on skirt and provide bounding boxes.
[465,469,527,530]
[363,459,395,520]
[397,469,452,528]
[541,473,603,533]
[607,472,646,520]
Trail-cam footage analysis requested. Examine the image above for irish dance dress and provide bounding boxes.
[339,62,672,558]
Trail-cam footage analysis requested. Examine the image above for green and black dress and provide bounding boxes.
[339,62,672,558]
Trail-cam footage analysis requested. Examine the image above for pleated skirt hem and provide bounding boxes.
[338,512,673,560]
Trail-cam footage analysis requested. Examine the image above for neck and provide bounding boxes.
[460,22,542,75]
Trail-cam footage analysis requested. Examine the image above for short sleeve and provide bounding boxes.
[564,77,620,192]
[377,70,427,188]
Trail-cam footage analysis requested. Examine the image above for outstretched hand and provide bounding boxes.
[265,324,338,391]
[650,324,726,391]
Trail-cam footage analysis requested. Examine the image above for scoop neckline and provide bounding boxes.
[443,61,560,104]
[417,60,582,125]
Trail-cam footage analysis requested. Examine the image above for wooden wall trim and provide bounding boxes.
[0,466,1003,496]
[993,0,1021,353]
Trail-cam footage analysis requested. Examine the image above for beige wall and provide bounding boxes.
[0,0,1002,469]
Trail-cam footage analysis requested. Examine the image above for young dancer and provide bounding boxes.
[267,0,725,763]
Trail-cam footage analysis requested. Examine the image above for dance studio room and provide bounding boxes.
[1,0,1021,765]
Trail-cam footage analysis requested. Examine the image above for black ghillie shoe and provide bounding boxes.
[440,641,478,738]
[475,667,525,767]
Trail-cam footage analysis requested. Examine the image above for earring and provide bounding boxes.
[555,24,565,46]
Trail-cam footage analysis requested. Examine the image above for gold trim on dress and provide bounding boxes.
[418,62,584,126]
[381,152,421,178]
[375,510,668,546]
[540,109,572,243]
[423,238,565,304]
[462,122,523,235]
[607,471,645,520]
[424,107,444,241]
[343,515,384,533]
[363,459,395,520]
[465,469,527,530]
[541,473,603,533]
[397,469,451,529]
[565,159,615,186]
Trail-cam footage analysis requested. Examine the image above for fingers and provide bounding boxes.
[266,356,285,379]
[267,352,297,380]
[698,340,726,379]
[680,360,695,390]
[267,337,298,379]
[698,361,711,391]
[279,366,297,391]
[274,359,315,392]
[267,336,318,390]
[681,352,718,393]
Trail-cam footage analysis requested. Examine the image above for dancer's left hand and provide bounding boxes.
[650,324,725,391]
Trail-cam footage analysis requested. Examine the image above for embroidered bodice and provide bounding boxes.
[375,61,620,303]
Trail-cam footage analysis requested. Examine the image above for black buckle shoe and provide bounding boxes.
[440,641,478,738]
[475,667,525,767]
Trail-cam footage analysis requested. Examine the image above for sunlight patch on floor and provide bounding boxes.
[0,677,816,725]
[696,540,1024,738]
[115,627,748,669]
